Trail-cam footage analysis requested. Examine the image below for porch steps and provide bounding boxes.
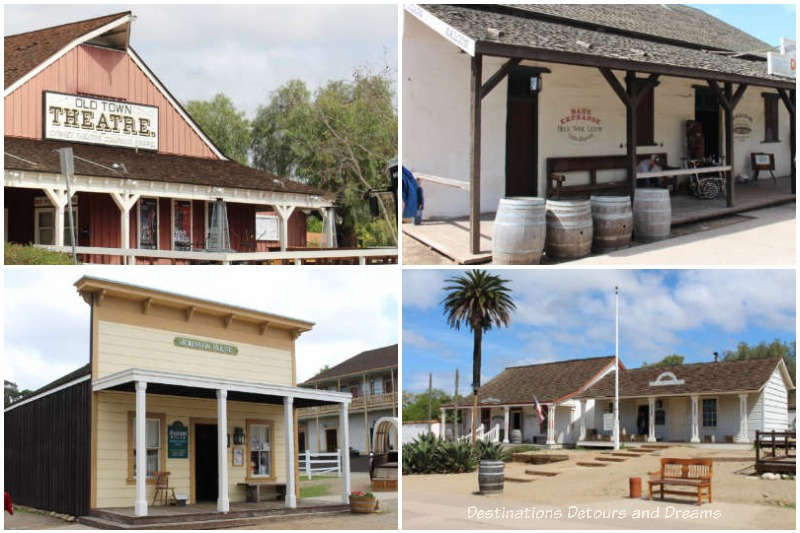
[80,505,350,530]
[639,444,671,450]
[512,453,569,464]
[576,461,607,467]
[610,452,641,458]
[595,456,626,462]
[524,470,560,477]
[504,475,536,483]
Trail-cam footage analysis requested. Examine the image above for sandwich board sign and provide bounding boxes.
[767,38,796,78]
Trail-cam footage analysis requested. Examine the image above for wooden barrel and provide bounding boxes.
[478,460,505,495]
[492,197,546,264]
[590,195,633,252]
[545,199,593,259]
[510,429,523,444]
[349,495,378,513]
[633,189,671,242]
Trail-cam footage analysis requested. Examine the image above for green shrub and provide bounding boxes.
[402,433,478,474]
[475,440,505,461]
[4,243,74,265]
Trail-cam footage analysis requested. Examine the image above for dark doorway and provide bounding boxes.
[636,405,649,436]
[511,409,522,431]
[325,428,338,452]
[695,87,720,158]
[195,424,218,502]
[299,431,306,453]
[505,67,541,197]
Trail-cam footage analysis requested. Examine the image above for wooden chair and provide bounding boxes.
[152,471,177,506]
[648,458,712,506]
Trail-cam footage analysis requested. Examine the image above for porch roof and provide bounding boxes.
[576,357,792,400]
[414,4,795,89]
[94,368,352,408]
[4,136,330,198]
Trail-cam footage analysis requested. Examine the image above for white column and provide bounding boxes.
[735,394,750,443]
[503,406,510,443]
[340,401,351,503]
[134,381,148,517]
[110,192,140,265]
[546,404,556,446]
[217,389,230,512]
[440,408,446,439]
[326,207,337,248]
[579,399,587,441]
[275,205,296,252]
[648,397,656,442]
[284,396,297,508]
[690,395,700,443]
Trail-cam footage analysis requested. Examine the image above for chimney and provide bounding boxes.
[713,352,719,363]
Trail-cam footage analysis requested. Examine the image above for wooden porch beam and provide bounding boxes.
[224,313,235,328]
[480,58,521,99]
[730,83,748,110]
[469,53,483,255]
[631,73,660,108]
[599,67,629,105]
[141,298,152,315]
[185,305,196,322]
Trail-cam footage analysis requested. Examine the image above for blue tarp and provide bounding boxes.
[402,166,423,220]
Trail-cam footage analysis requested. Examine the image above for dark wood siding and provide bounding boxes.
[4,380,91,516]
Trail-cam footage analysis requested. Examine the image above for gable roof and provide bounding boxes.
[411,4,793,88]
[459,356,618,406]
[576,357,792,399]
[5,363,91,410]
[4,136,328,197]
[303,345,398,384]
[4,12,227,160]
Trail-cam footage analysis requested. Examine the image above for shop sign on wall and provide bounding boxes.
[733,113,753,141]
[168,421,189,458]
[557,108,603,144]
[174,336,239,355]
[44,91,159,150]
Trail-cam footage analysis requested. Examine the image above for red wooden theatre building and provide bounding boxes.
[4,12,336,263]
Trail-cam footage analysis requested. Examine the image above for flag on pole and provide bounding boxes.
[533,395,545,423]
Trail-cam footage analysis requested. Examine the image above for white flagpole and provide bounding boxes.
[614,286,620,450]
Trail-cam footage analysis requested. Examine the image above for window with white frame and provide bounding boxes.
[172,200,192,251]
[33,198,77,245]
[138,198,159,249]
[134,418,161,479]
[702,398,717,427]
[249,423,271,477]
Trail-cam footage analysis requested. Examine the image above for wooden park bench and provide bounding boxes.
[546,153,672,198]
[648,458,712,506]
[236,481,287,503]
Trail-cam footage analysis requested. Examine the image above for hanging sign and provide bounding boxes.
[174,336,239,355]
[557,108,603,144]
[767,37,796,78]
[167,421,189,458]
[43,91,159,150]
[733,113,753,141]
[603,412,614,431]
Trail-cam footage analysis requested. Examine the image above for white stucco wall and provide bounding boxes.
[402,421,440,443]
[301,409,394,454]
[403,11,793,219]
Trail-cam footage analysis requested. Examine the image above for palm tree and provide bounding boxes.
[441,270,515,443]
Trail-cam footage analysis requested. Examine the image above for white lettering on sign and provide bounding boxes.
[405,4,476,56]
[44,91,159,150]
[557,108,604,144]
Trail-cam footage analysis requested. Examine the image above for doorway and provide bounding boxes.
[636,405,649,436]
[694,86,720,158]
[325,428,338,452]
[505,67,541,197]
[194,424,218,502]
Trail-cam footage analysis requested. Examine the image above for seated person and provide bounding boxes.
[637,156,662,188]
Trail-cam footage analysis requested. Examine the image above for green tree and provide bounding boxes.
[185,93,252,164]
[403,389,452,422]
[723,339,796,383]
[442,270,515,443]
[642,354,685,367]
[250,68,398,247]
[4,380,32,407]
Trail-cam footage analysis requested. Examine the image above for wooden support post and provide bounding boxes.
[723,82,735,207]
[625,71,638,199]
[469,53,483,255]
[777,88,796,194]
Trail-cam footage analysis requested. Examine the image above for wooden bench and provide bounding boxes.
[648,458,712,506]
[546,153,671,198]
[236,481,287,503]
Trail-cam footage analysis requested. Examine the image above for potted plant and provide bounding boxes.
[349,490,379,513]
[477,441,505,495]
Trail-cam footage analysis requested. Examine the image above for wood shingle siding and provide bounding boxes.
[4,380,91,516]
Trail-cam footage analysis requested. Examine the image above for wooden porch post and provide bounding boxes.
[134,381,148,517]
[283,396,297,508]
[707,80,748,207]
[777,88,796,194]
[625,71,638,200]
[216,389,230,512]
[469,53,483,255]
[339,401,351,503]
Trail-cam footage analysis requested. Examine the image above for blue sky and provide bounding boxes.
[403,269,795,393]
[689,4,796,44]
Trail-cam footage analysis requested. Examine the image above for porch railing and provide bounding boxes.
[455,423,500,444]
[298,449,342,479]
[297,392,397,417]
[755,430,796,474]
[34,244,397,265]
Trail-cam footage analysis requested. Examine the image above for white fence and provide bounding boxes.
[455,423,500,444]
[298,449,341,480]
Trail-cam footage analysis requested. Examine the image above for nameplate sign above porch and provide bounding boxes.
[174,336,239,355]
[43,91,159,150]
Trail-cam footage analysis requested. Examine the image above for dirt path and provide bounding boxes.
[402,446,795,529]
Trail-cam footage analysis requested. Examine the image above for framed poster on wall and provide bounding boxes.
[232,446,244,466]
[139,198,158,249]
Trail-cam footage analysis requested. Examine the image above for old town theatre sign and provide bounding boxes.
[557,108,603,144]
[43,91,159,150]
